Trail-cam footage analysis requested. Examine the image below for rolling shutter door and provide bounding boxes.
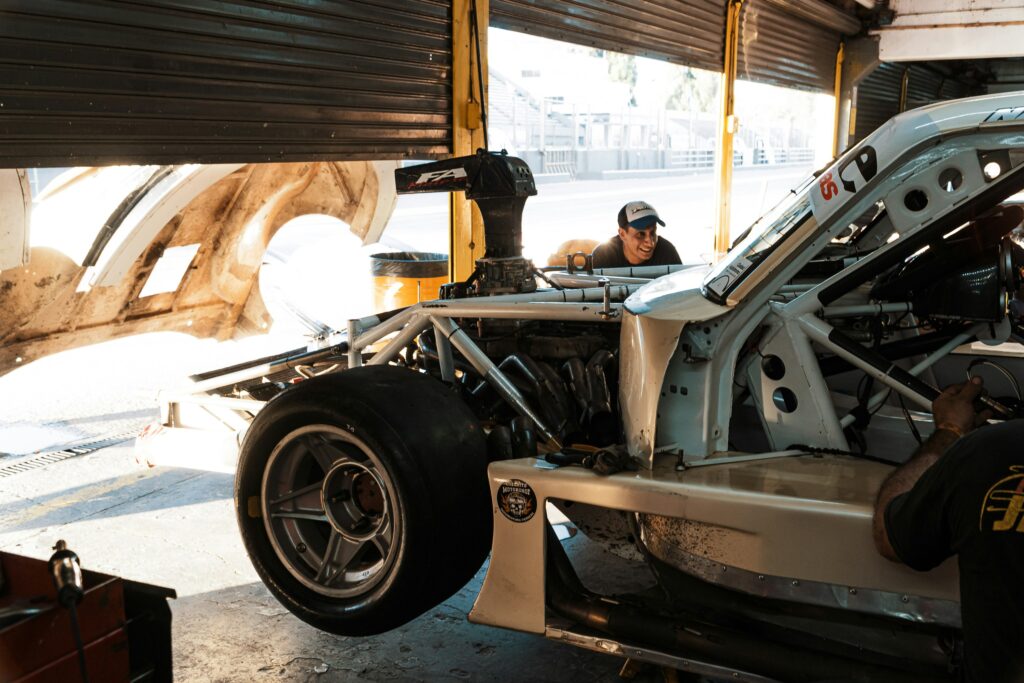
[489,0,727,74]
[906,65,973,110]
[0,0,452,167]
[853,63,902,144]
[853,63,976,144]
[736,0,839,93]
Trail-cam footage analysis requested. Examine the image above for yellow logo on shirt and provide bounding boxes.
[980,466,1024,532]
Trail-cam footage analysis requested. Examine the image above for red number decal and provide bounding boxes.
[819,172,839,201]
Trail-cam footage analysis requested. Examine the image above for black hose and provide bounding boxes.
[69,603,90,683]
[468,0,489,150]
[415,330,479,377]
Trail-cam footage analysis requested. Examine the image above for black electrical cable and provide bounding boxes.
[48,541,89,683]
[68,603,90,683]
[469,0,489,150]
[897,393,924,445]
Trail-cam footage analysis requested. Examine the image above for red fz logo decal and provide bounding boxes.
[819,172,839,201]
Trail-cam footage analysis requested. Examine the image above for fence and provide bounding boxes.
[670,149,715,169]
[541,148,576,177]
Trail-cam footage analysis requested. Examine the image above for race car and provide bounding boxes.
[234,91,1024,682]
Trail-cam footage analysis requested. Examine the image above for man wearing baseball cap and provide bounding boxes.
[591,201,681,269]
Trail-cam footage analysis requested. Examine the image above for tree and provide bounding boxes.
[604,53,638,106]
[665,67,719,113]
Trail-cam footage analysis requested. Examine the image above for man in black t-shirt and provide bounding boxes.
[873,377,1024,682]
[591,201,682,269]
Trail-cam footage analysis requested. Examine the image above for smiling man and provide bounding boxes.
[591,201,681,269]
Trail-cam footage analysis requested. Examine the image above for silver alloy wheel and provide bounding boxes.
[261,424,400,598]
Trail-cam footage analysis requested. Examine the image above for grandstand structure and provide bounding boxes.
[487,68,816,179]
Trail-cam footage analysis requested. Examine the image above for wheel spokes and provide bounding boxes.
[271,510,329,523]
[315,530,369,585]
[262,424,400,597]
[267,480,323,507]
[370,512,393,558]
[304,433,344,472]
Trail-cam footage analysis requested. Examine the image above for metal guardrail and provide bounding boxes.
[670,149,715,168]
[542,148,576,177]
[668,147,814,169]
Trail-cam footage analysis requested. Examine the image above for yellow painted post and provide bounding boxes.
[450,0,489,281]
[713,0,743,256]
[832,41,845,158]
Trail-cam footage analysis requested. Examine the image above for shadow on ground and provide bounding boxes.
[0,466,233,534]
[172,546,661,683]
[170,501,663,683]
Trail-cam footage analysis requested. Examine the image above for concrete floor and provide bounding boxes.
[0,333,672,683]
[0,440,668,682]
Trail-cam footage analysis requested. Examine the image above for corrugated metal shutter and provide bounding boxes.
[0,0,452,168]
[938,76,972,101]
[853,63,976,143]
[853,63,902,144]
[906,66,946,111]
[736,0,839,93]
[906,65,973,110]
[489,0,727,74]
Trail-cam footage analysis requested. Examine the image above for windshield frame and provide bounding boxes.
[702,175,816,305]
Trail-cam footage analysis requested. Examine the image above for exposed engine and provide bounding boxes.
[392,149,623,454]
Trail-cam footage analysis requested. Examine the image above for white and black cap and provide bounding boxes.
[618,201,666,230]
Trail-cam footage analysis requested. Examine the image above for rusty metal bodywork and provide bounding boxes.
[0,160,395,376]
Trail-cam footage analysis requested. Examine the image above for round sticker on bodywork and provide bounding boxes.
[496,479,537,523]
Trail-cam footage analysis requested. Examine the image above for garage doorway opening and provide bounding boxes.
[729,80,835,237]
[487,27,724,264]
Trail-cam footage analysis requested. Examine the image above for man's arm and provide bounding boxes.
[872,378,989,561]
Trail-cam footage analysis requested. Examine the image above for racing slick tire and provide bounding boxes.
[235,365,492,635]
